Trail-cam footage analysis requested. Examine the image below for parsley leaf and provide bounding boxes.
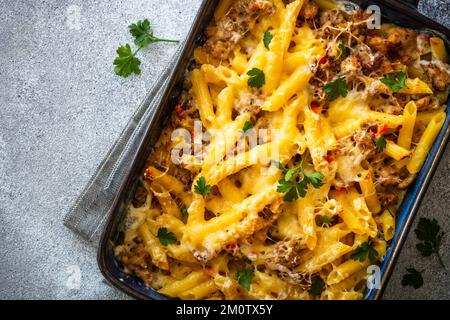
[308,276,325,296]
[275,159,324,202]
[194,176,211,196]
[113,44,142,77]
[401,268,424,289]
[180,206,188,217]
[114,19,178,78]
[247,68,265,89]
[304,172,325,188]
[320,215,336,226]
[157,227,177,246]
[263,31,273,50]
[376,135,387,152]
[414,218,446,268]
[270,160,286,171]
[338,42,348,59]
[380,72,409,93]
[236,268,254,290]
[351,242,379,263]
[129,19,179,48]
[243,120,254,133]
[323,78,348,101]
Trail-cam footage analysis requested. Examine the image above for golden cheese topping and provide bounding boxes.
[115,0,449,300]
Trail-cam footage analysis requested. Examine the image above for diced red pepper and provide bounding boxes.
[337,187,347,194]
[418,34,429,41]
[175,104,186,119]
[376,123,388,137]
[225,243,237,253]
[203,265,214,276]
[311,102,321,114]
[319,56,328,64]
[326,154,335,163]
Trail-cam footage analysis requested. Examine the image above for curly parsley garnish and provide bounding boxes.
[320,215,336,226]
[263,31,273,50]
[376,135,387,152]
[323,78,348,101]
[338,41,349,60]
[273,159,324,202]
[236,268,254,290]
[242,120,254,133]
[194,176,211,196]
[401,267,424,289]
[415,218,446,269]
[380,72,409,93]
[113,44,142,78]
[180,206,188,217]
[129,19,179,47]
[351,242,379,263]
[308,276,325,296]
[247,68,265,89]
[157,227,177,246]
[114,19,178,77]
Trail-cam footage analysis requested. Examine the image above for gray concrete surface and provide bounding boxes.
[0,0,448,300]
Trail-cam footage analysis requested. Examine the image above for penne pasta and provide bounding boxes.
[115,0,449,301]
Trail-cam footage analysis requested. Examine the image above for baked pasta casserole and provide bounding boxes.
[115,0,450,299]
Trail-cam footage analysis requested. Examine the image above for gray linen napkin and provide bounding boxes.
[63,46,182,244]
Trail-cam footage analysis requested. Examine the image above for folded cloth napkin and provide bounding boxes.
[64,46,183,245]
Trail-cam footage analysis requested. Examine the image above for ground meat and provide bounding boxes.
[353,43,385,73]
[132,181,148,208]
[377,191,399,207]
[367,27,418,65]
[340,55,362,79]
[420,60,450,91]
[299,0,319,20]
[319,9,346,29]
[264,240,303,272]
[117,242,153,286]
[353,130,376,160]
[202,0,274,61]
[279,271,311,288]
[415,95,441,111]
[376,165,403,186]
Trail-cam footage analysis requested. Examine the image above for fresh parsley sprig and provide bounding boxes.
[114,44,142,77]
[320,215,336,226]
[308,276,325,296]
[157,227,177,246]
[351,241,379,263]
[236,268,254,290]
[380,72,409,93]
[337,41,348,60]
[247,68,265,89]
[114,19,178,78]
[376,135,387,152]
[129,19,179,47]
[401,267,424,289]
[194,176,211,196]
[242,120,254,133]
[273,159,324,202]
[263,31,273,50]
[401,218,446,290]
[180,206,188,217]
[414,218,446,269]
[323,78,348,101]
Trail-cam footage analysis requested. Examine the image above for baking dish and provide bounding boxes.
[98,0,450,300]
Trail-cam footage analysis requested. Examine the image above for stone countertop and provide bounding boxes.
[0,0,448,299]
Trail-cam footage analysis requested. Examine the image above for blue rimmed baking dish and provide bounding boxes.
[97,0,450,300]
